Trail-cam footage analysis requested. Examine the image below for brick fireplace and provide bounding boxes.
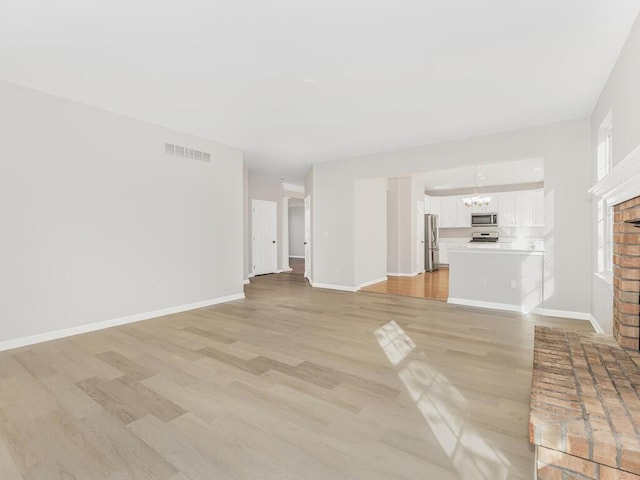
[613,196,640,349]
[529,146,640,479]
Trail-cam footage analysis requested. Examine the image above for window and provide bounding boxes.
[597,121,613,275]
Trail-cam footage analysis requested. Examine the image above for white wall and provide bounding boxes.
[354,178,387,287]
[243,166,250,282]
[590,13,640,334]
[288,205,305,257]
[305,167,314,282]
[0,80,244,345]
[312,118,592,315]
[386,177,414,275]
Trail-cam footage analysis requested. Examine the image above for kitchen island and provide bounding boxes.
[447,243,544,313]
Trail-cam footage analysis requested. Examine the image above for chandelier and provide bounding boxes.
[462,196,491,207]
[462,165,491,208]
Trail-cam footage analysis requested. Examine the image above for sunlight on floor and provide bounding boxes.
[374,321,511,480]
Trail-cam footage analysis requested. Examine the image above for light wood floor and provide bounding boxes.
[287,257,305,275]
[0,273,594,480]
[362,268,449,301]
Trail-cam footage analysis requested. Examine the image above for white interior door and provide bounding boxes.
[304,195,311,280]
[252,200,278,275]
[416,201,425,273]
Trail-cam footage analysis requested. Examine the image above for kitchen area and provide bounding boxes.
[428,186,545,312]
[364,158,546,312]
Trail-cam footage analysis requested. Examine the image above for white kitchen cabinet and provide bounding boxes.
[424,195,441,217]
[439,196,459,228]
[515,190,535,226]
[430,196,441,217]
[436,189,543,229]
[497,192,516,226]
[457,200,471,227]
[534,189,544,226]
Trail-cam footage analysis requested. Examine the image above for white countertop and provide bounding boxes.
[448,242,544,255]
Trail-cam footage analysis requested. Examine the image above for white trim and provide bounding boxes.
[448,298,525,313]
[280,268,293,273]
[243,279,251,285]
[0,293,245,353]
[589,142,640,205]
[386,271,421,277]
[449,248,543,256]
[593,272,613,290]
[282,182,305,194]
[588,315,605,334]
[447,299,594,321]
[311,283,358,292]
[289,255,305,259]
[357,277,388,289]
[530,307,592,321]
[248,273,255,278]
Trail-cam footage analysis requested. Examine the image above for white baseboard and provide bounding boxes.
[357,277,388,289]
[311,283,358,292]
[448,298,525,313]
[386,271,421,277]
[289,256,305,259]
[243,279,251,285]
[530,307,592,321]
[588,315,605,334]
[447,299,596,322]
[280,268,293,273]
[248,273,255,278]
[0,293,245,353]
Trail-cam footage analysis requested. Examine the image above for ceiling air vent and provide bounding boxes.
[164,143,211,163]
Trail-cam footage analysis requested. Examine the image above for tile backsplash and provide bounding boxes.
[439,226,545,239]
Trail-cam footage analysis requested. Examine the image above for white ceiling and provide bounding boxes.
[1,1,638,182]
[416,157,544,192]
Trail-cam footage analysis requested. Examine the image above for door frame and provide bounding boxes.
[304,195,311,281]
[251,199,278,276]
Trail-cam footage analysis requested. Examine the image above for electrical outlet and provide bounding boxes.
[511,280,518,289]
[480,278,487,286]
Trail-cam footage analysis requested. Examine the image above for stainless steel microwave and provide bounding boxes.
[471,212,498,227]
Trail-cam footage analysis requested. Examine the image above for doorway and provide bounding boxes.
[251,199,278,275]
[288,199,305,275]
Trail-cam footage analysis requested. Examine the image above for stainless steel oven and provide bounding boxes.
[471,212,498,227]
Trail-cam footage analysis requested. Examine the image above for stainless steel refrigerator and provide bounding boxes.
[425,214,440,272]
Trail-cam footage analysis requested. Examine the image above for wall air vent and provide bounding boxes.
[164,143,211,163]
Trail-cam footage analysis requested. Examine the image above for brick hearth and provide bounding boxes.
[614,196,640,349]
[530,326,640,479]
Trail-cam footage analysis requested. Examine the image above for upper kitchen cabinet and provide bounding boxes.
[534,189,545,226]
[439,196,460,228]
[515,190,535,226]
[435,188,543,229]
[515,189,544,226]
[497,192,517,226]
[496,189,544,227]
[457,201,472,227]
[424,195,441,217]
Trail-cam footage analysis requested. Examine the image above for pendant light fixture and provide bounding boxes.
[462,165,491,208]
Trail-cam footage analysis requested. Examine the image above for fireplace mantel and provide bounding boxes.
[590,143,640,205]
